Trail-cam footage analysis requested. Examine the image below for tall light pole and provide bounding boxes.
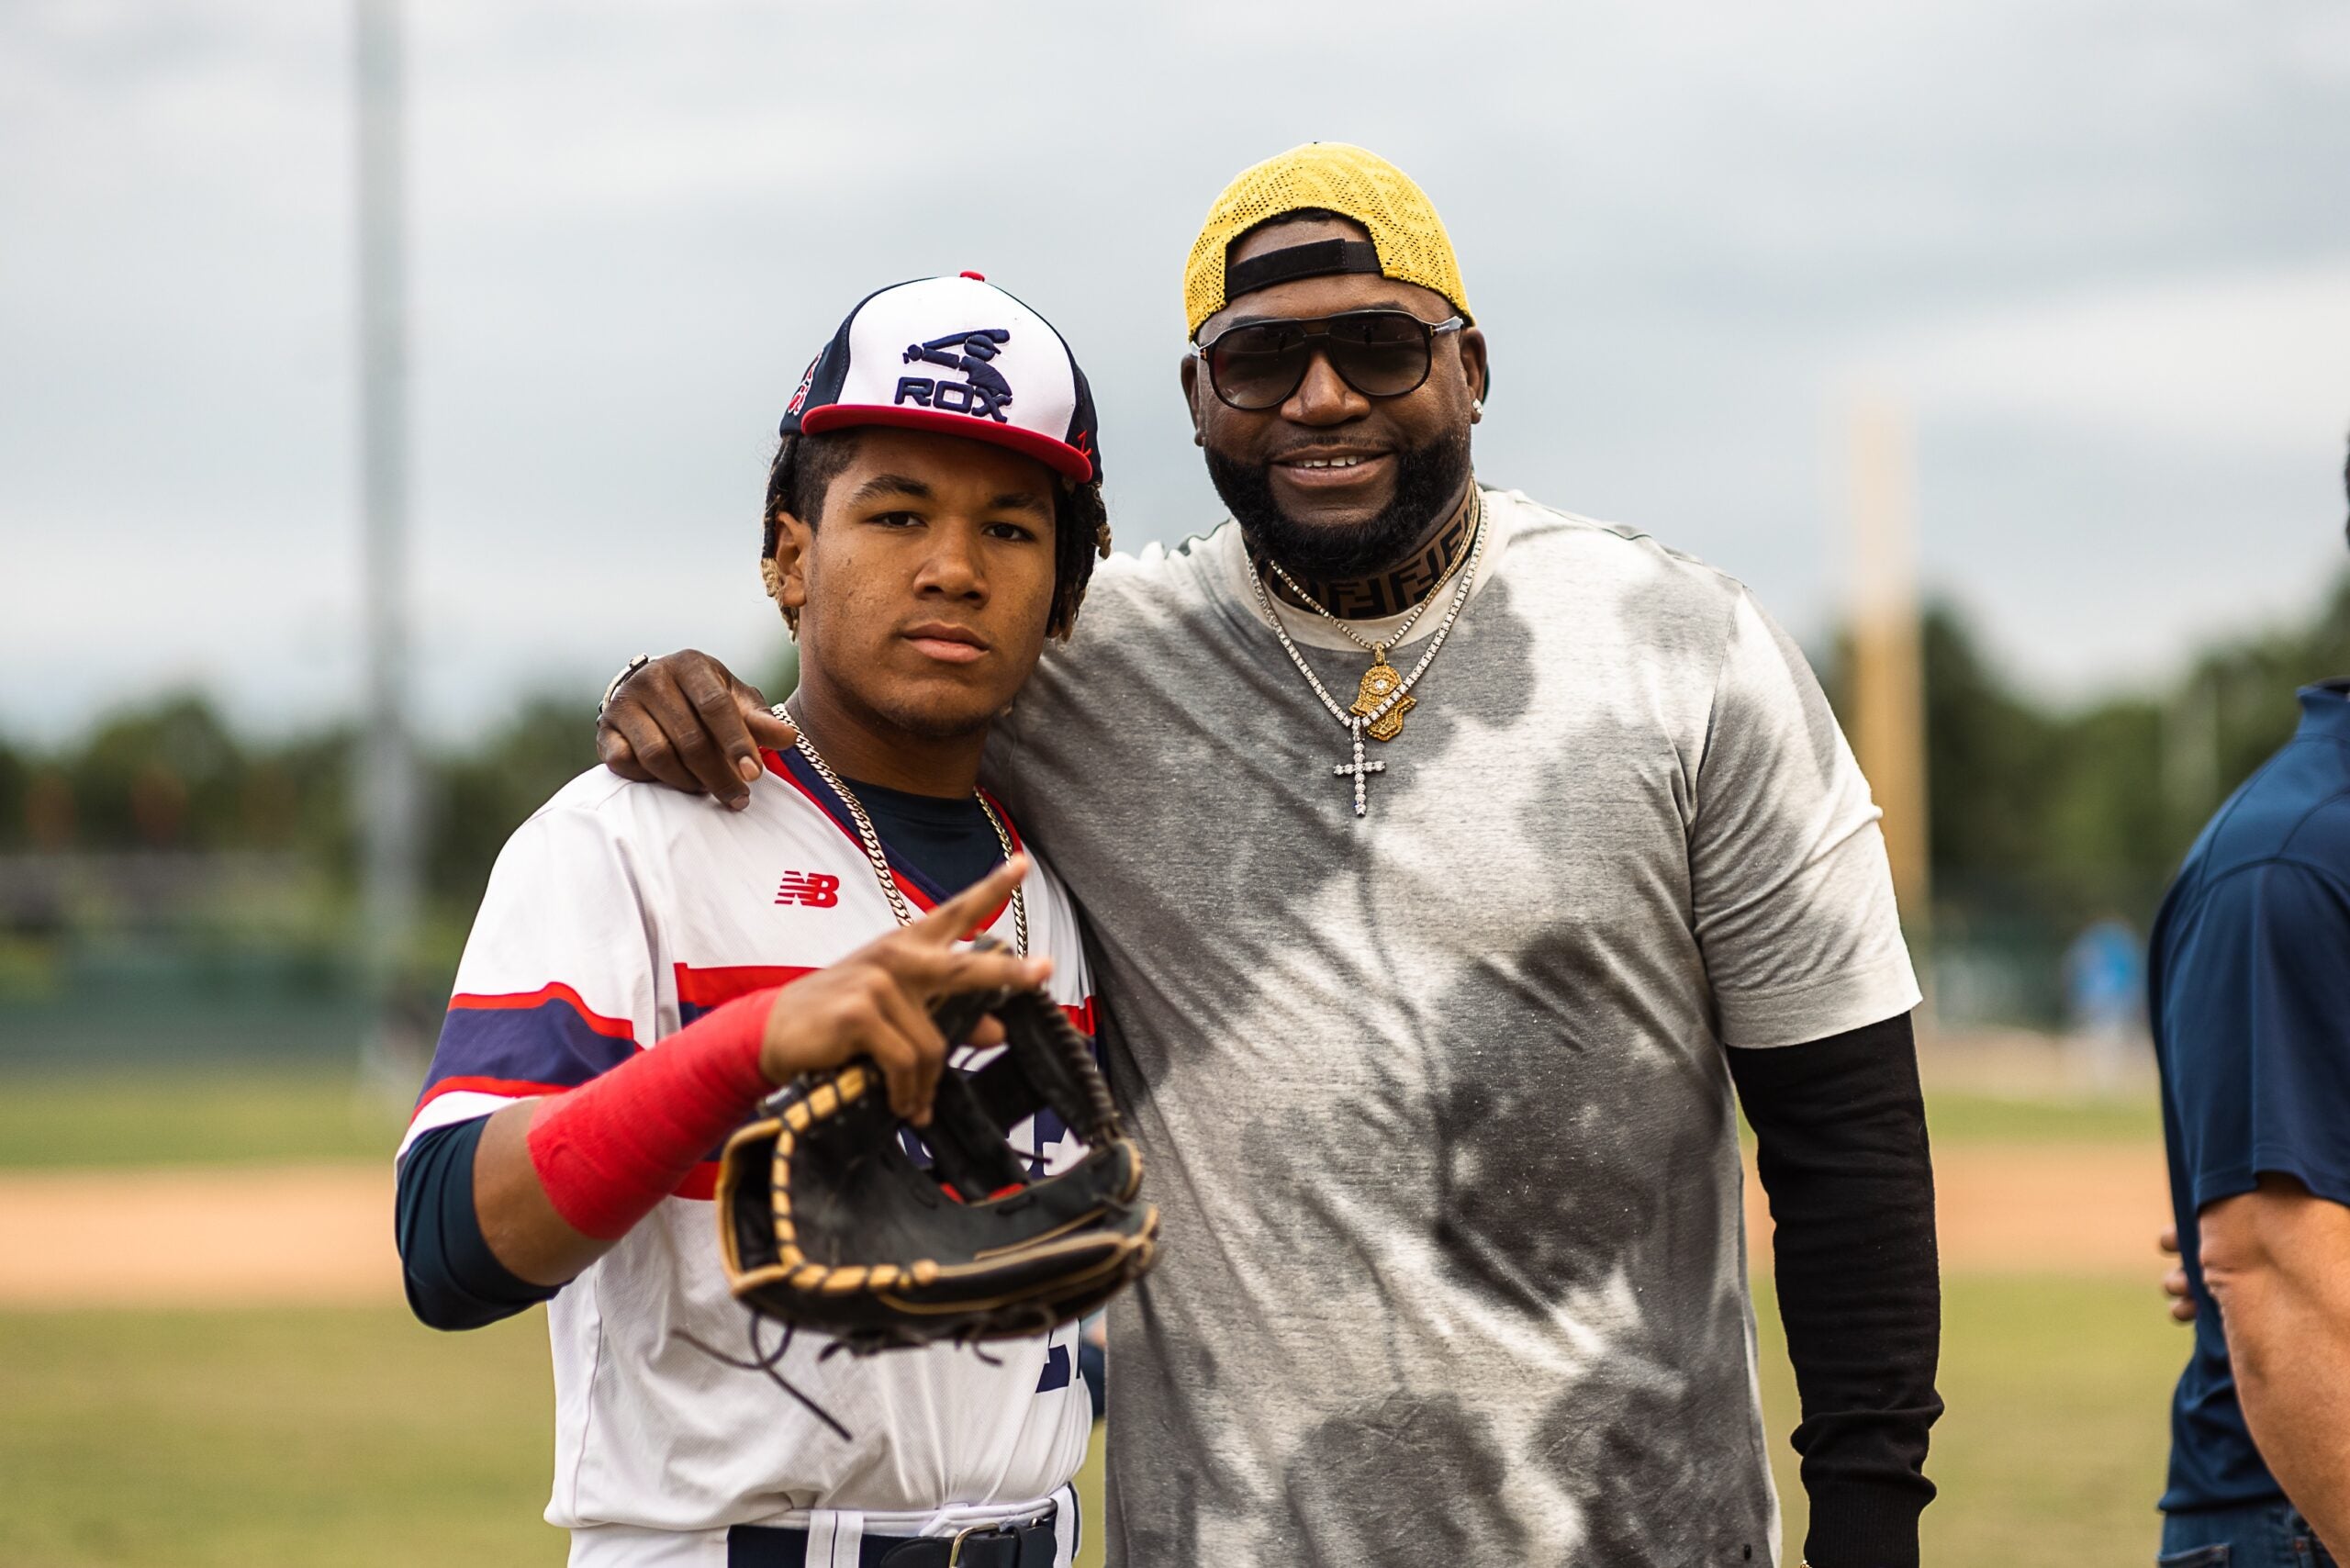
[1846,395,1933,1008]
[355,0,424,1081]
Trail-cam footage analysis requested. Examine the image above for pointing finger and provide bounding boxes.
[908,856,1031,946]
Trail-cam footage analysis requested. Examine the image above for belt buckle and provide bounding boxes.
[946,1519,1029,1567]
[946,1507,1048,1567]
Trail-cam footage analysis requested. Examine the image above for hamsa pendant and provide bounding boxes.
[1351,655,1416,742]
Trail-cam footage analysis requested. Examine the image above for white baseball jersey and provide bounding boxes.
[397,749,1096,1561]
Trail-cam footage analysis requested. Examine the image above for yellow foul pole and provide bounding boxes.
[1846,397,1932,942]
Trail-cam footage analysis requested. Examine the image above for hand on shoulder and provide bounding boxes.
[597,650,797,807]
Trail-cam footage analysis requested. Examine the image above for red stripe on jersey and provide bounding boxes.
[414,1073,585,1113]
[448,981,635,1040]
[673,1161,721,1201]
[675,962,818,1010]
[760,748,1018,936]
[1062,997,1096,1036]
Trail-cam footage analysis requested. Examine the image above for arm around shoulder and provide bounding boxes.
[594,649,795,807]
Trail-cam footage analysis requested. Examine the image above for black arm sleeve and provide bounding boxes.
[395,1116,563,1331]
[1727,1012,1942,1568]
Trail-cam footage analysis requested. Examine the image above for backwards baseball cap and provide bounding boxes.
[1181,143,1472,342]
[781,272,1102,483]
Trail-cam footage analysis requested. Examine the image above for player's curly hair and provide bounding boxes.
[758,431,1110,638]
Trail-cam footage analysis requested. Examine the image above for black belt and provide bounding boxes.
[727,1512,1058,1568]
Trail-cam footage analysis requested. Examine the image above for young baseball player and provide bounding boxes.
[394,274,1113,1568]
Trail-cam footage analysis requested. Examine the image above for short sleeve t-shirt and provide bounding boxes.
[985,488,1919,1566]
[2152,679,2350,1514]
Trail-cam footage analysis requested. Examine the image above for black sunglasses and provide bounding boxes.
[1192,308,1466,411]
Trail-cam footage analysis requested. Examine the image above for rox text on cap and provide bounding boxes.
[780,274,1101,483]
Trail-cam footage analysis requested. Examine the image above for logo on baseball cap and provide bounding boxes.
[780,273,1102,483]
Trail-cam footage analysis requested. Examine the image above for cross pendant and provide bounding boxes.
[1331,716,1386,818]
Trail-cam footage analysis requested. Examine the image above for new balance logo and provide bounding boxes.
[775,871,841,908]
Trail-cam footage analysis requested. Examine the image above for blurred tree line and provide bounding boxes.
[2,581,2344,991]
[0,648,797,979]
[1819,569,2350,949]
[0,697,582,964]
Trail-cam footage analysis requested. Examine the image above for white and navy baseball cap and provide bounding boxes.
[780,273,1102,483]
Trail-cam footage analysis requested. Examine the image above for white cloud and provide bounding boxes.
[5,0,2350,736]
[1883,259,2350,454]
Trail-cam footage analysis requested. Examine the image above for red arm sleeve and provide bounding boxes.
[524,988,779,1241]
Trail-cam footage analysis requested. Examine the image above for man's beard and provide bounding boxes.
[1203,426,1472,583]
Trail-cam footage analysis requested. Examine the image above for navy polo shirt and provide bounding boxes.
[2151,679,2350,1514]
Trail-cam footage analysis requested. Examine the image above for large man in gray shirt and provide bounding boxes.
[599,143,1942,1566]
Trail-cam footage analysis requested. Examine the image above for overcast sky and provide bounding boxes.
[5,0,2347,742]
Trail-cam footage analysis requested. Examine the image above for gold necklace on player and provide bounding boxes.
[773,701,1028,956]
[1258,487,1482,743]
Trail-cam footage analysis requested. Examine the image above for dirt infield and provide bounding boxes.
[0,1165,398,1306]
[0,1143,2171,1307]
[1743,1141,2172,1276]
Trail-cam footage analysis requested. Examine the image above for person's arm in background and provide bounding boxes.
[2198,1176,2350,1552]
[1729,1014,1942,1568]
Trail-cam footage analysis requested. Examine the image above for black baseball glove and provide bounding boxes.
[715,961,1158,1353]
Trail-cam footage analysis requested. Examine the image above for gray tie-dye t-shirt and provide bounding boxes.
[983,487,1919,1567]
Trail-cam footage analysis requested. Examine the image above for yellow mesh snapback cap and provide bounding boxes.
[1182,142,1471,340]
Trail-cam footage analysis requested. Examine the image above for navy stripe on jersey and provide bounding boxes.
[417,981,638,1112]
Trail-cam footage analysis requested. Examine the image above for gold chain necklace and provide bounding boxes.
[1258,487,1483,743]
[774,702,1028,956]
[1245,504,1490,818]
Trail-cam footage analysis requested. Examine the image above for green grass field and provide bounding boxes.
[0,1303,1110,1568]
[0,1069,2165,1170]
[0,1307,558,1567]
[0,1279,2181,1566]
[0,1070,408,1169]
[1767,1278,2177,1562]
[1923,1089,2165,1146]
[0,1070,2185,1564]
